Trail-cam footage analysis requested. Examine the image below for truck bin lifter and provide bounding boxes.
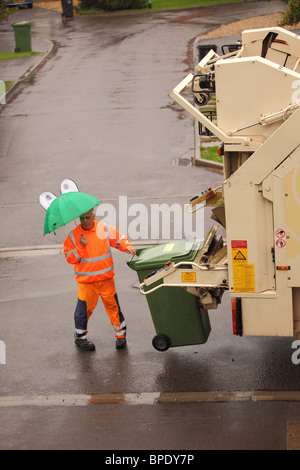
[140,27,300,341]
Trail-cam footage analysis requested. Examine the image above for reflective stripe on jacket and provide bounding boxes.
[63,221,132,284]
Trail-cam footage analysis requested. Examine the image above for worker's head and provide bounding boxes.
[80,209,95,231]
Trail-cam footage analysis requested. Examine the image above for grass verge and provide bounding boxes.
[200,145,223,163]
[0,51,42,60]
[150,0,243,8]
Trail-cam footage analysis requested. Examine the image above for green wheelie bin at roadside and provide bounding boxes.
[11,22,31,53]
[127,240,211,351]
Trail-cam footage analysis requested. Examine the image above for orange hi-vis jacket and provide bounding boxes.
[63,221,132,284]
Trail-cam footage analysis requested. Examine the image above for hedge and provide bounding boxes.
[79,0,148,11]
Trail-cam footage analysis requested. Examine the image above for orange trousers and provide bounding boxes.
[74,278,126,339]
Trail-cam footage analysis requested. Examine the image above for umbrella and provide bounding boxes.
[43,191,101,235]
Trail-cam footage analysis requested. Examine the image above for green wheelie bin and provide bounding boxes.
[127,240,211,351]
[11,22,31,53]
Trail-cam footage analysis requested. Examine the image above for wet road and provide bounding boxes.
[0,2,300,450]
[0,1,288,247]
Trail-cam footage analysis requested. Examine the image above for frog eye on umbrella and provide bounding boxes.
[60,179,79,194]
[39,192,57,210]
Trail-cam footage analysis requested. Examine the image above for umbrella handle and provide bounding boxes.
[74,220,83,235]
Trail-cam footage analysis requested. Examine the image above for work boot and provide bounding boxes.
[75,337,95,351]
[116,337,127,350]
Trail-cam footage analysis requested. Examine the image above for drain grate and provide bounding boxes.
[172,157,192,166]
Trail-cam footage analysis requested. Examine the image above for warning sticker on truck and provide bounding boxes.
[231,240,255,293]
[181,272,196,282]
[232,264,255,292]
[231,240,248,263]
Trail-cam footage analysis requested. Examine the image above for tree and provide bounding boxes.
[79,0,148,11]
[279,0,300,26]
[0,0,10,24]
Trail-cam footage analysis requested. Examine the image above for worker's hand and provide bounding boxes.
[80,235,88,247]
[125,246,136,255]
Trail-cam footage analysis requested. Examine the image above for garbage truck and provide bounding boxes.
[129,27,300,350]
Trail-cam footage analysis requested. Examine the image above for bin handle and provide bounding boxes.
[138,282,165,295]
[185,203,200,214]
[173,261,227,271]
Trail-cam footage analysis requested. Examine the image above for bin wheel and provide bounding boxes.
[152,334,170,352]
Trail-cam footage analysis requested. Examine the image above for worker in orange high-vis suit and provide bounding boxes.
[63,209,136,351]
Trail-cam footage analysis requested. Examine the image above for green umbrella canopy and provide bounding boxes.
[44,191,101,235]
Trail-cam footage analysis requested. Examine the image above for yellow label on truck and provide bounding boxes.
[231,240,248,263]
[181,272,196,282]
[232,264,255,293]
[231,240,255,293]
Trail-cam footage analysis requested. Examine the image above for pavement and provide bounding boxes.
[0,15,53,101]
[0,33,52,80]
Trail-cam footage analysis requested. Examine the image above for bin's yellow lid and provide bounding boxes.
[11,21,31,27]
